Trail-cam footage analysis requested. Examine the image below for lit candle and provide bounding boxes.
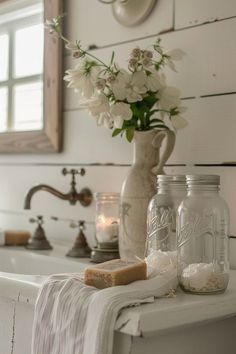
[96,215,119,243]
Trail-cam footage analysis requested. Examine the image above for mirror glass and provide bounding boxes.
[0,0,44,132]
[0,0,62,153]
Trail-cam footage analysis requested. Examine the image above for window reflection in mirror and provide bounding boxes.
[0,0,44,132]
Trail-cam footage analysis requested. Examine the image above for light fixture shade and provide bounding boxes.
[112,0,157,27]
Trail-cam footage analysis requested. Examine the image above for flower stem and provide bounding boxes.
[83,51,110,71]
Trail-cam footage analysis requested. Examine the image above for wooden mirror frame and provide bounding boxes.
[0,0,63,153]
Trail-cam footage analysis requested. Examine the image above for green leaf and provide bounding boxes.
[149,118,164,124]
[126,127,135,142]
[170,107,179,116]
[143,93,158,109]
[150,124,170,130]
[148,109,161,115]
[122,118,137,129]
[112,128,122,137]
[130,103,140,118]
[110,51,115,66]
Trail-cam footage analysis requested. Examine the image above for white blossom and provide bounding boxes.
[157,86,181,111]
[166,48,186,72]
[142,58,152,68]
[80,94,113,129]
[64,60,99,98]
[128,58,138,69]
[60,31,187,140]
[146,70,166,92]
[65,42,84,58]
[111,70,147,103]
[110,102,133,129]
[45,19,56,34]
[80,93,110,117]
[171,106,188,130]
[95,79,106,91]
[143,50,153,59]
[107,75,116,84]
[65,42,79,51]
[130,47,141,58]
[171,115,188,130]
[167,48,186,61]
[97,112,113,129]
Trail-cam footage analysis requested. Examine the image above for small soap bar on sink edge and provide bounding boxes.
[84,259,147,289]
[4,230,31,246]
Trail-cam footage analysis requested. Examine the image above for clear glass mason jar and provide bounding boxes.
[177,175,230,294]
[146,175,186,276]
[95,192,120,245]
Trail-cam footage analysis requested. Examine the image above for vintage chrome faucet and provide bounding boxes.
[24,168,93,209]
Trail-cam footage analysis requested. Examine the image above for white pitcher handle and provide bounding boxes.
[151,130,176,175]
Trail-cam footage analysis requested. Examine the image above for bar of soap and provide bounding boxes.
[5,230,31,246]
[84,259,147,289]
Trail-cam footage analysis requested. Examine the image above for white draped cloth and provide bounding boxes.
[32,272,177,354]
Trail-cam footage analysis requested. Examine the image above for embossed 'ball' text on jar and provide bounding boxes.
[177,175,230,294]
[146,175,186,277]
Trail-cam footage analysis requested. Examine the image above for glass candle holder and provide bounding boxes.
[95,193,120,245]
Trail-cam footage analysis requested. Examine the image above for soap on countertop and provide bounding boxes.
[4,230,31,246]
[84,259,147,289]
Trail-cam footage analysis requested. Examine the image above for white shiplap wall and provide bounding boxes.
[0,0,236,251]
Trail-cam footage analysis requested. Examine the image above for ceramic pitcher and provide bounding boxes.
[119,129,176,260]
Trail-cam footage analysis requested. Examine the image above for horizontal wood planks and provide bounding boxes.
[175,0,236,29]
[0,165,236,234]
[64,17,236,101]
[170,95,236,164]
[1,1,236,249]
[64,0,174,48]
[63,17,236,165]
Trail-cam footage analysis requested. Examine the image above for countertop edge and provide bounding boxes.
[115,270,236,337]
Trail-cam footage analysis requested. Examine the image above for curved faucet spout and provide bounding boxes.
[24,168,93,210]
[24,184,76,209]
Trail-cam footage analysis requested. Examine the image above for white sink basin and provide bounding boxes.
[0,244,90,275]
[0,243,91,302]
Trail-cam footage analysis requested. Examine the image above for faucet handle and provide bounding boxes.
[67,220,90,258]
[61,167,93,207]
[62,168,86,178]
[27,215,52,250]
[70,220,86,230]
[29,215,44,225]
[62,168,86,190]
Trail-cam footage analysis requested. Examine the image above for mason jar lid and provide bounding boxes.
[94,192,120,201]
[186,175,220,185]
[157,175,186,185]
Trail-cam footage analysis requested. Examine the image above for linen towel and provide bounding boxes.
[32,271,177,354]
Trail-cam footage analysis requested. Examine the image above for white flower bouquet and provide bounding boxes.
[47,16,187,142]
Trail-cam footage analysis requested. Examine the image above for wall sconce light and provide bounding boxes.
[98,0,157,27]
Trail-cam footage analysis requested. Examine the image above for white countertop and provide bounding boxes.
[0,244,236,338]
[115,270,236,337]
